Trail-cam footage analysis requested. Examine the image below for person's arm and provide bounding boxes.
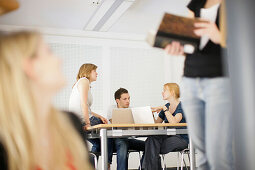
[91,112,108,124]
[107,108,112,123]
[154,115,164,123]
[151,106,164,123]
[193,1,223,45]
[163,106,183,124]
[164,10,195,56]
[151,106,164,113]
[106,106,113,123]
[77,79,90,126]
[153,108,165,123]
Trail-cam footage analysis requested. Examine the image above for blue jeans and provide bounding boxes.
[113,138,145,170]
[180,77,234,170]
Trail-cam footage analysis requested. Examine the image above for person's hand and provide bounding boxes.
[164,41,184,56]
[194,21,221,44]
[83,123,91,130]
[163,106,171,113]
[99,116,108,124]
[151,107,156,112]
[151,106,163,113]
[163,106,168,111]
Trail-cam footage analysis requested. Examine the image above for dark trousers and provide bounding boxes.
[142,135,188,170]
[87,116,113,164]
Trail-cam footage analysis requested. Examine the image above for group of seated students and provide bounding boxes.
[68,63,189,170]
[0,30,188,170]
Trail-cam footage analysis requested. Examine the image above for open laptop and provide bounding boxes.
[112,108,134,124]
[112,106,155,124]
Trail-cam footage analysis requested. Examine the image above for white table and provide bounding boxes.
[87,123,195,170]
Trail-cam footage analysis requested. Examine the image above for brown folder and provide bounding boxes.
[147,13,208,54]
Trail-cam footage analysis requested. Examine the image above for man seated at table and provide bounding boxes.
[107,88,145,170]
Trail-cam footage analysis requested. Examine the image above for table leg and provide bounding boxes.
[100,129,108,170]
[189,136,196,170]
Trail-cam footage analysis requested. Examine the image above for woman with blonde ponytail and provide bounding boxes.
[0,31,93,170]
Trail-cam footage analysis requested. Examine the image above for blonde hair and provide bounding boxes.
[76,63,97,81]
[164,83,180,99]
[0,31,92,170]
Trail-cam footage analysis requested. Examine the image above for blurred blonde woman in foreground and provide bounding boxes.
[0,31,93,170]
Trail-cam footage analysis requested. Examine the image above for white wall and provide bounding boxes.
[39,29,185,119]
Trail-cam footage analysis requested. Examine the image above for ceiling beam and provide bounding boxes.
[84,0,135,32]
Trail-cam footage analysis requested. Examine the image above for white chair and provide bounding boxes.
[177,148,190,170]
[90,150,142,170]
[160,147,190,170]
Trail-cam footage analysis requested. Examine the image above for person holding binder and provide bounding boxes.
[164,0,233,170]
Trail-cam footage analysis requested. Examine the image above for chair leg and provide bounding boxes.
[160,154,167,170]
[94,156,98,170]
[181,152,184,170]
[183,156,188,170]
[90,153,98,170]
[185,152,190,170]
[177,152,180,170]
[160,155,163,170]
[187,152,190,166]
[163,154,167,170]
[138,151,142,170]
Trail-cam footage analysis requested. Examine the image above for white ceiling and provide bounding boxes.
[0,0,190,35]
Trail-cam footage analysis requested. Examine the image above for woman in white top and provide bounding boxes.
[69,63,108,128]
[69,64,113,165]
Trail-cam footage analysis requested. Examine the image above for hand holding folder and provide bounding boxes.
[147,13,208,54]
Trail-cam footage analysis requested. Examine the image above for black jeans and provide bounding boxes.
[142,135,188,170]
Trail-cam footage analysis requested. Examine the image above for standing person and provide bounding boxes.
[0,31,92,170]
[142,83,188,170]
[69,63,112,166]
[107,88,145,170]
[165,0,233,169]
